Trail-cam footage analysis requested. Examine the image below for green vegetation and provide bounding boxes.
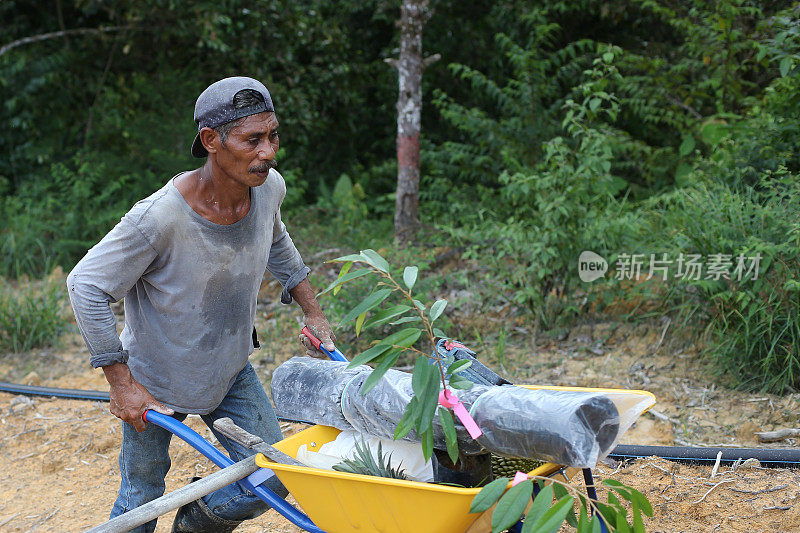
[324,249,470,463]
[0,277,69,353]
[3,0,800,390]
[471,476,653,533]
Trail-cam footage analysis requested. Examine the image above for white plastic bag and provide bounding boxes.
[295,429,433,482]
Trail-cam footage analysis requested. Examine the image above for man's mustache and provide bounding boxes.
[249,159,278,173]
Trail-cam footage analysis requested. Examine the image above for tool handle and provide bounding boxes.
[301,326,348,362]
[213,417,306,467]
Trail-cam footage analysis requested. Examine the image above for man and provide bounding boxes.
[67,76,335,532]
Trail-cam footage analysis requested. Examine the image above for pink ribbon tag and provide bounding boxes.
[438,389,482,440]
[444,340,467,351]
[512,471,528,486]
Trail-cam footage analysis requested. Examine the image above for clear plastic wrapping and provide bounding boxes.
[271,357,654,468]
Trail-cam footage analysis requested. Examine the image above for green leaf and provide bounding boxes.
[433,328,447,338]
[615,512,632,533]
[576,506,590,532]
[394,399,418,440]
[449,375,474,390]
[675,162,693,186]
[701,121,729,146]
[380,327,422,348]
[347,328,420,369]
[328,254,365,263]
[348,343,392,367]
[593,502,616,528]
[412,298,425,311]
[411,356,429,395]
[360,350,401,395]
[429,299,448,322]
[470,477,510,513]
[340,289,392,324]
[390,316,422,326]
[780,56,793,77]
[447,359,472,375]
[363,305,412,329]
[492,480,533,533]
[589,515,603,533]
[403,266,418,290]
[564,498,578,527]
[632,501,645,533]
[589,98,601,112]
[523,495,574,533]
[522,485,553,530]
[678,135,695,157]
[420,427,434,460]
[438,406,459,463]
[319,268,372,296]
[416,365,442,433]
[602,51,614,62]
[360,249,390,272]
[628,487,653,516]
[355,311,367,337]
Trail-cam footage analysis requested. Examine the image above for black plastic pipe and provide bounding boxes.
[0,380,110,401]
[0,380,318,424]
[609,444,800,468]
[4,380,800,469]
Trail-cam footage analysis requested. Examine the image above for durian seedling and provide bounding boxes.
[333,437,409,480]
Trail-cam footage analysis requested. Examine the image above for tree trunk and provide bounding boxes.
[393,0,431,245]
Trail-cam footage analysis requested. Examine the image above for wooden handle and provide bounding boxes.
[213,417,306,467]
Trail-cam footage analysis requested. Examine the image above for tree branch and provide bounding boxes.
[384,57,399,69]
[423,53,441,68]
[664,91,703,120]
[0,26,132,58]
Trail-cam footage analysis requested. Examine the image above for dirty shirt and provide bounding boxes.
[67,170,309,414]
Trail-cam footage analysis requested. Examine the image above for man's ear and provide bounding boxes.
[199,127,220,154]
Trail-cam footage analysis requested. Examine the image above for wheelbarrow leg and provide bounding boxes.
[582,468,608,533]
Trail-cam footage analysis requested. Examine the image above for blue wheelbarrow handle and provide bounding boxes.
[142,410,326,533]
[301,326,348,361]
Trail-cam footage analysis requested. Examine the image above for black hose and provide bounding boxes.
[4,380,800,468]
[0,380,110,401]
[0,380,316,424]
[609,444,800,468]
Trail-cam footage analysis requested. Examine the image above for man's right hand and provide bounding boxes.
[102,362,174,432]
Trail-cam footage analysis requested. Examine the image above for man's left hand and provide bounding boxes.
[300,314,335,358]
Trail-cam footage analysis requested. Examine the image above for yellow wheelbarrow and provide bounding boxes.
[258,383,655,533]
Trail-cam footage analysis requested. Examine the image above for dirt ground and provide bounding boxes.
[2,274,800,531]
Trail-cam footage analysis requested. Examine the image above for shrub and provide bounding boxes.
[0,276,70,353]
[436,45,631,330]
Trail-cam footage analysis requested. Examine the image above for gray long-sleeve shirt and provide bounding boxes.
[67,170,309,413]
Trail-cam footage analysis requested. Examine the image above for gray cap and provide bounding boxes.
[191,76,275,158]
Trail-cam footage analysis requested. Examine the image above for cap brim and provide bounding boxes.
[191,132,208,158]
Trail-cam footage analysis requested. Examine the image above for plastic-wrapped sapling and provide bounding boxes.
[271,357,654,468]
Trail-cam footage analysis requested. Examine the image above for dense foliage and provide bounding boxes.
[3,0,800,391]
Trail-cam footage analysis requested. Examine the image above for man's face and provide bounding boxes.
[212,111,280,187]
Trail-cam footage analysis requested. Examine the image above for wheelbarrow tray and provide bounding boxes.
[261,424,561,533]
[260,384,654,533]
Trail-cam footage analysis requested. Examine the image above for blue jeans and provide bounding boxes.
[110,363,288,532]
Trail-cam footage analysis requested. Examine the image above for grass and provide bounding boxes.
[0,276,70,353]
